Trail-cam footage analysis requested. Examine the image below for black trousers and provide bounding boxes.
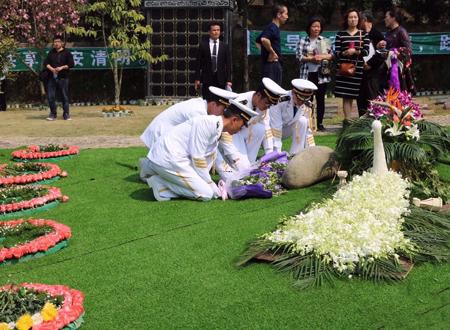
[307,72,327,126]
[0,80,6,111]
[47,77,70,119]
[201,72,225,100]
[357,69,381,116]
[262,61,282,85]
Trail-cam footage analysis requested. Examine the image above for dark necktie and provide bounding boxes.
[293,106,298,118]
[211,40,217,73]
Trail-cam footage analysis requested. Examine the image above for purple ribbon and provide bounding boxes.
[260,151,289,164]
[229,183,273,199]
[390,49,400,91]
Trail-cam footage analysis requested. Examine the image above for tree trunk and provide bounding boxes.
[113,61,120,106]
[242,3,249,91]
[40,81,46,97]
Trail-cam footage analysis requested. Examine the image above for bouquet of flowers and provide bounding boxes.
[336,86,449,201]
[368,88,422,141]
[227,151,289,199]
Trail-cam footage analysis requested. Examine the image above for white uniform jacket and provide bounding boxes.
[148,115,223,191]
[140,98,207,149]
[269,91,315,154]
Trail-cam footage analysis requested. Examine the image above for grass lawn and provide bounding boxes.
[0,136,449,329]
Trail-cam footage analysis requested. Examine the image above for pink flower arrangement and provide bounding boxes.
[368,88,422,121]
[0,186,65,214]
[12,146,80,160]
[0,219,71,263]
[1,283,84,330]
[0,163,63,186]
[368,88,422,140]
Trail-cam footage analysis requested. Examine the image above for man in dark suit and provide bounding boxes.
[194,21,232,100]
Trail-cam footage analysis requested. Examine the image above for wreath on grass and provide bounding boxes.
[0,283,84,330]
[12,145,80,162]
[0,219,71,266]
[237,171,450,289]
[0,163,67,186]
[0,186,67,218]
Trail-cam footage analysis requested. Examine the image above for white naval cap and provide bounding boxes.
[208,86,238,106]
[227,99,258,124]
[261,77,288,104]
[291,78,318,99]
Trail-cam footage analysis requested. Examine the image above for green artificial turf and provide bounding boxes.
[0,137,449,329]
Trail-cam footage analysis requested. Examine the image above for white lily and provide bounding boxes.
[385,122,404,137]
[405,124,420,140]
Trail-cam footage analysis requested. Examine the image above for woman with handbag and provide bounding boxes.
[296,16,333,131]
[334,9,370,120]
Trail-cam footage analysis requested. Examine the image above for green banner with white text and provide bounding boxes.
[9,48,147,72]
[247,30,450,56]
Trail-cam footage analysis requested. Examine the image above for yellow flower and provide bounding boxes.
[41,302,58,321]
[0,323,10,330]
[16,314,33,330]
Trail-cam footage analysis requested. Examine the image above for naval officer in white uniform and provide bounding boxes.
[215,77,287,180]
[146,100,257,201]
[269,78,318,155]
[139,87,237,181]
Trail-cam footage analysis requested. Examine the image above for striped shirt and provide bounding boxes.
[333,30,370,98]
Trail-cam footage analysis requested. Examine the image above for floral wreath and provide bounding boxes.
[0,163,67,186]
[0,283,84,330]
[12,145,80,161]
[238,170,450,288]
[0,186,68,218]
[238,120,450,288]
[0,219,72,265]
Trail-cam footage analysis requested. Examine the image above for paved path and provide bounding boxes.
[426,115,450,126]
[0,136,143,149]
[0,115,448,149]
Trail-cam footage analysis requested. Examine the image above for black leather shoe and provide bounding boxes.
[317,124,326,131]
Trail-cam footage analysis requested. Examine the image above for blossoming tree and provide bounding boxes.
[0,0,85,94]
[0,1,16,76]
[0,25,15,77]
[68,0,167,106]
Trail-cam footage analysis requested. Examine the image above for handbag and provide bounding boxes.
[338,62,356,76]
[338,30,362,77]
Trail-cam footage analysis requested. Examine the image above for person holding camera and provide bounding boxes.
[296,16,333,131]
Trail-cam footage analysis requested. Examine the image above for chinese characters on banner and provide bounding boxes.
[9,48,147,72]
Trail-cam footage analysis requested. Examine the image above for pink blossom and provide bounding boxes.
[1,0,83,46]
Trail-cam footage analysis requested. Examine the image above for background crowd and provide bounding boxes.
[193,4,414,131]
